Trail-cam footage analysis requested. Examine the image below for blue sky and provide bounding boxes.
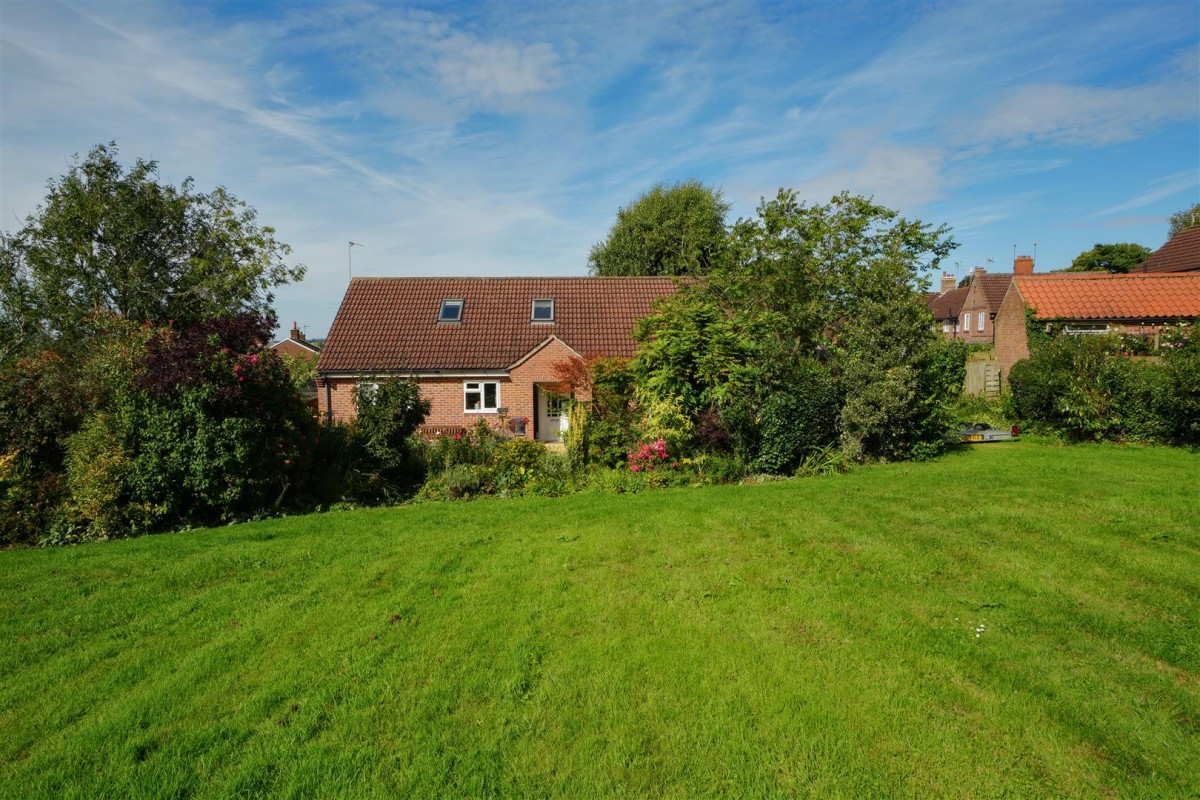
[2,0,1197,339]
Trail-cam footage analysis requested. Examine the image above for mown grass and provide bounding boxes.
[1,442,1197,798]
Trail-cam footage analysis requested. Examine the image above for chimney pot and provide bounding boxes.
[290,321,302,341]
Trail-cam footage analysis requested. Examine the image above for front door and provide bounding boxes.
[536,386,566,442]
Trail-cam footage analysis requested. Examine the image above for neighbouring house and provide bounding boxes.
[1137,226,1200,274]
[315,277,678,441]
[993,272,1200,382]
[928,273,968,337]
[928,255,1034,342]
[271,321,322,414]
[271,321,322,360]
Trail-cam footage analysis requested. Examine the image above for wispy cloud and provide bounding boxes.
[1,0,1196,333]
[1093,171,1198,217]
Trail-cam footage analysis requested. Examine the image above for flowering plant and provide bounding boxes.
[626,438,678,472]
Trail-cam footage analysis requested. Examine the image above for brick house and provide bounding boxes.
[1137,226,1200,274]
[270,322,321,413]
[928,255,1034,343]
[315,277,678,440]
[271,322,322,360]
[993,272,1200,381]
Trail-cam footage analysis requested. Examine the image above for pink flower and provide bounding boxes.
[630,465,640,472]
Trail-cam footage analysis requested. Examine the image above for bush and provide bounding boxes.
[754,361,840,474]
[1007,330,1199,444]
[637,396,694,458]
[692,453,749,484]
[491,437,546,492]
[352,378,430,486]
[1099,358,1173,442]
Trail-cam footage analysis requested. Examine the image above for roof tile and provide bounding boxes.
[317,277,679,372]
[1139,227,1200,274]
[1015,273,1200,320]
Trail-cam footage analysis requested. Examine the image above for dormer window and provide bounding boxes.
[531,298,555,322]
[439,299,464,323]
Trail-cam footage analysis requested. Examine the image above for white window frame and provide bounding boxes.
[942,322,950,333]
[531,298,555,322]
[439,299,464,323]
[962,312,971,332]
[1065,324,1110,336]
[464,380,500,412]
[977,312,985,332]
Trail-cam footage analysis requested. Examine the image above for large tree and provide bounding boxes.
[1065,243,1151,273]
[588,180,730,276]
[0,143,304,344]
[634,190,960,463]
[1169,203,1200,239]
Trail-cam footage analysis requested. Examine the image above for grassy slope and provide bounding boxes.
[1,442,1197,799]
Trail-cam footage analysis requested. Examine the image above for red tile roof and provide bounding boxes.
[1015,273,1200,321]
[927,286,968,320]
[317,277,680,372]
[1139,226,1200,274]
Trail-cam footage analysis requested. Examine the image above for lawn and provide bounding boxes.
[1,442,1197,798]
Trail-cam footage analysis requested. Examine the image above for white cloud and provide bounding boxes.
[970,81,1196,148]
[1093,170,1198,217]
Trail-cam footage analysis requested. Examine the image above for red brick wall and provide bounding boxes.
[994,286,1030,384]
[316,338,583,437]
[957,278,995,345]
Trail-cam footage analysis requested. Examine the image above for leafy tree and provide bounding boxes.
[0,142,304,343]
[1168,203,1200,239]
[635,190,959,465]
[1065,243,1151,273]
[588,180,730,276]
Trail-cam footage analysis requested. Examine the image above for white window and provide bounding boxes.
[464,381,499,412]
[545,392,564,418]
[962,312,971,332]
[439,299,464,322]
[531,298,555,322]
[977,312,985,332]
[942,322,950,333]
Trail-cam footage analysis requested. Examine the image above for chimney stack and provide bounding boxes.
[973,265,987,277]
[940,272,956,293]
[290,321,302,341]
[1014,255,1034,275]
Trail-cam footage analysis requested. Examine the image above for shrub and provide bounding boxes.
[637,396,694,458]
[491,437,546,492]
[692,453,749,484]
[754,361,840,474]
[626,438,674,473]
[1098,358,1173,442]
[523,453,580,497]
[352,378,430,486]
[795,444,852,478]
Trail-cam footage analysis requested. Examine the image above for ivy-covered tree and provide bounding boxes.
[0,142,304,344]
[588,180,731,276]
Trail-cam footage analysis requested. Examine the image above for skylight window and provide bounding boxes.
[531,298,555,322]
[439,299,464,322]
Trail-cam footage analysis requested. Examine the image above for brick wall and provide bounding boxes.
[958,276,995,345]
[993,286,1030,384]
[316,338,583,437]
